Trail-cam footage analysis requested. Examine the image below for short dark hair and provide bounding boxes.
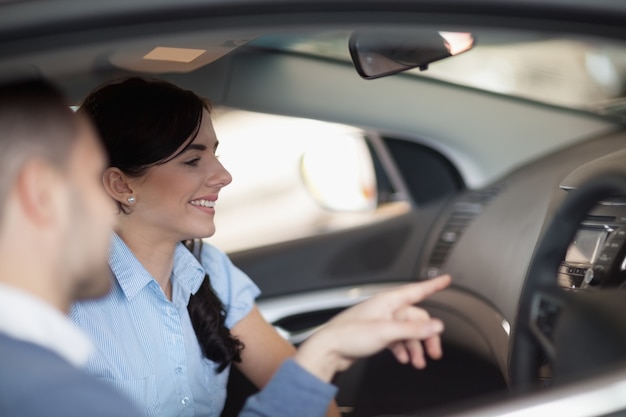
[0,79,77,222]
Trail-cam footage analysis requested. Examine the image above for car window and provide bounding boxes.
[208,107,409,253]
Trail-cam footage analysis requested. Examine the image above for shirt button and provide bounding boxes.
[175,367,183,374]
[181,397,190,406]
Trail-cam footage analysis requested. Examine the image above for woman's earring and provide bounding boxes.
[127,196,136,205]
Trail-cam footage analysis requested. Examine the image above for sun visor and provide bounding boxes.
[109,35,256,73]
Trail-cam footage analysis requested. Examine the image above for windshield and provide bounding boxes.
[250,29,626,118]
[418,37,626,112]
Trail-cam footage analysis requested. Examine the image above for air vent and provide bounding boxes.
[424,183,505,278]
[583,215,616,224]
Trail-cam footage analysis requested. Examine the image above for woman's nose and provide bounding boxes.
[208,158,232,188]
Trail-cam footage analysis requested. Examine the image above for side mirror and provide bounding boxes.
[300,135,377,212]
[349,29,475,80]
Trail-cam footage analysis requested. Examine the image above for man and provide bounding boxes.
[0,79,138,416]
[0,78,450,417]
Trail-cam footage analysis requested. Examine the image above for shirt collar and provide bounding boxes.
[109,233,205,301]
[172,242,205,301]
[109,233,155,300]
[0,283,92,367]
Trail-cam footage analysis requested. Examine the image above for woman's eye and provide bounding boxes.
[185,157,200,166]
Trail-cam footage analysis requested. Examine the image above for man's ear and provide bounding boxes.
[102,167,134,206]
[15,158,65,226]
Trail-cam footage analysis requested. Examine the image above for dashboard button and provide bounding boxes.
[584,267,604,286]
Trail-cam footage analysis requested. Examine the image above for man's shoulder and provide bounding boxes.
[0,332,84,376]
[0,333,139,417]
[0,332,68,373]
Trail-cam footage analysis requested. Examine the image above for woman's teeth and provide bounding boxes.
[190,199,215,208]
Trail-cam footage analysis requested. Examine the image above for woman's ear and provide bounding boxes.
[102,167,134,206]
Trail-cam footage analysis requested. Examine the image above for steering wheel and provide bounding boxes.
[509,171,626,391]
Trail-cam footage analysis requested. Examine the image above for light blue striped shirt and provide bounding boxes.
[70,234,260,417]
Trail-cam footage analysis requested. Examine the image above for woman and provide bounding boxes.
[70,77,341,417]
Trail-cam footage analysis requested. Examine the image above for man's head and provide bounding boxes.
[0,79,116,312]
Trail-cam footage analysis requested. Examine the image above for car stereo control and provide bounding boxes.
[583,266,603,286]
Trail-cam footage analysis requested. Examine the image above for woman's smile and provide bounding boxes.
[190,196,217,213]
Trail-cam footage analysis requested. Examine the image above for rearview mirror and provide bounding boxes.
[349,29,475,80]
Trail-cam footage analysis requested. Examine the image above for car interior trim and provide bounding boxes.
[439,363,626,417]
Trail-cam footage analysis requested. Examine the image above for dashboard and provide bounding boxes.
[418,129,626,379]
[557,149,626,290]
[558,204,626,289]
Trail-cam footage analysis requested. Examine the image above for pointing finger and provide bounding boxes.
[375,275,451,311]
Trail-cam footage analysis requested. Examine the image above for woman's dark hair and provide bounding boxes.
[80,76,243,372]
[185,239,244,372]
